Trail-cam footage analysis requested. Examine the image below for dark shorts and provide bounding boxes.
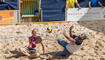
[24,48,38,54]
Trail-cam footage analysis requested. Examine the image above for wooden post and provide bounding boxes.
[18,0,21,23]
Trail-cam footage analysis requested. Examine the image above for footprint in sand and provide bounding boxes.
[96,41,104,48]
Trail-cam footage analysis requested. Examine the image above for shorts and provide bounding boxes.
[24,48,38,54]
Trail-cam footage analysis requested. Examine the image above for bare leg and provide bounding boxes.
[19,48,30,56]
[29,53,40,58]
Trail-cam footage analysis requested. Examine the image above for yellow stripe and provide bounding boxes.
[16,21,71,25]
[49,27,51,31]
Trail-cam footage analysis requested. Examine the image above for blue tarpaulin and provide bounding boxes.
[41,0,66,21]
[0,0,18,10]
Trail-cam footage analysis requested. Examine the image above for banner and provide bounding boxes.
[0,10,18,25]
[66,8,105,21]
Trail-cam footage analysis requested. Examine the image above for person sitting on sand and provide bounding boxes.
[57,26,87,57]
[19,29,45,58]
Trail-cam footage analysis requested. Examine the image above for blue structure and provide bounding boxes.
[41,0,66,21]
[0,0,18,10]
[41,0,105,21]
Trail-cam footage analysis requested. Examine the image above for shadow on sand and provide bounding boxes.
[77,20,105,34]
[76,8,105,34]
[6,50,27,59]
[41,52,70,60]
[6,50,70,60]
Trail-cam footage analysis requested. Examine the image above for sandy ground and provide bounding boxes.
[0,21,105,60]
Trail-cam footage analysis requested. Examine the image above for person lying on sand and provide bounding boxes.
[57,26,87,57]
[19,29,45,58]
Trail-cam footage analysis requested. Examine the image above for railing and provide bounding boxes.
[20,0,40,17]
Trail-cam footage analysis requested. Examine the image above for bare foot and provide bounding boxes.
[19,48,30,56]
[29,53,40,59]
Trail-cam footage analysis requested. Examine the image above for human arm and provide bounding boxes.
[69,26,74,38]
[98,1,104,8]
[63,30,76,43]
[75,2,81,9]
[36,36,45,54]
[89,2,92,8]
[35,36,45,54]
[66,0,69,9]
[41,41,45,54]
